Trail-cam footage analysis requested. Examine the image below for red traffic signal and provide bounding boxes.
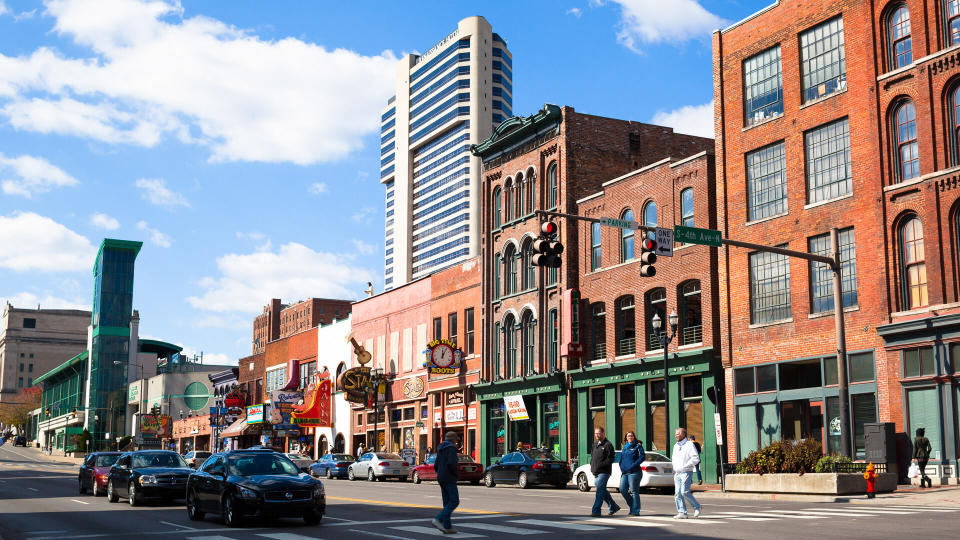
[541,221,559,236]
[533,221,563,268]
[639,237,657,277]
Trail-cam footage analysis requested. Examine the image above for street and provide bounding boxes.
[1,445,957,540]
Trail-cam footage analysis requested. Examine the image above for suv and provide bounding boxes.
[107,450,192,506]
[183,450,212,468]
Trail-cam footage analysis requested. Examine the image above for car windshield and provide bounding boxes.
[227,454,299,476]
[524,449,561,461]
[376,453,403,460]
[332,454,354,461]
[132,453,187,468]
[95,455,120,467]
[645,452,669,462]
[285,454,307,460]
[457,455,474,463]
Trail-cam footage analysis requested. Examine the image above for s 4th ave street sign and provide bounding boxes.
[674,225,722,247]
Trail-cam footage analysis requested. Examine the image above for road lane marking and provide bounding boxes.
[716,511,826,519]
[323,516,355,522]
[846,505,958,512]
[159,521,197,530]
[327,495,498,514]
[576,517,670,527]
[510,519,611,531]
[802,508,909,516]
[326,515,506,527]
[27,487,39,491]
[258,534,322,540]
[24,532,67,535]
[28,528,267,540]
[457,522,546,534]
[820,508,922,514]
[391,526,484,537]
[347,529,415,540]
[599,514,725,524]
[70,498,90,505]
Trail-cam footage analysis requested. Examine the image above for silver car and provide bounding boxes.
[347,452,409,482]
[283,453,314,472]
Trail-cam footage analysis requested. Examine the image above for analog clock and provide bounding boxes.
[432,343,455,368]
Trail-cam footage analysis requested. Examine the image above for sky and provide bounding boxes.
[0,0,773,366]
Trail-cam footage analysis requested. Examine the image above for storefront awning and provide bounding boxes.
[221,416,260,438]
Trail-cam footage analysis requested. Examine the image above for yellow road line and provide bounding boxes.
[327,496,500,514]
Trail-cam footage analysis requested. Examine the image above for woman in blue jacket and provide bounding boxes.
[617,431,645,516]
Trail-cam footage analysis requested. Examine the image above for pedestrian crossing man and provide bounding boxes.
[671,427,702,519]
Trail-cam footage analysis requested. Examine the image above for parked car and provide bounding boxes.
[310,453,355,479]
[106,450,192,506]
[347,452,409,482]
[483,449,571,489]
[13,436,27,447]
[283,453,313,472]
[572,451,674,493]
[185,449,325,527]
[78,451,123,496]
[183,451,212,469]
[410,453,484,485]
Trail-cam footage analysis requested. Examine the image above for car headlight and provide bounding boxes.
[139,475,157,485]
[237,486,258,499]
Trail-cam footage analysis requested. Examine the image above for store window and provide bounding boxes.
[618,383,635,445]
[903,346,935,377]
[589,387,606,447]
[490,403,506,458]
[543,399,560,455]
[648,379,666,452]
[682,375,704,447]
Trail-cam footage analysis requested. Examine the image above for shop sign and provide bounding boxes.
[139,415,171,437]
[562,289,584,357]
[292,379,332,427]
[829,416,841,436]
[423,339,462,375]
[445,390,464,406]
[434,412,442,423]
[128,383,140,404]
[246,404,265,424]
[504,395,530,421]
[445,408,464,423]
[339,366,372,404]
[269,390,303,432]
[468,407,476,421]
[400,447,417,466]
[415,421,425,428]
[224,389,246,409]
[402,377,424,399]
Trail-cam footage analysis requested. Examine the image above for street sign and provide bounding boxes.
[674,225,722,247]
[655,227,674,257]
[714,413,723,444]
[599,217,639,230]
[415,421,424,428]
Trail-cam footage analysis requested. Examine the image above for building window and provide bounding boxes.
[743,45,783,125]
[504,179,514,222]
[615,295,636,356]
[522,239,535,290]
[749,247,791,324]
[493,321,501,379]
[648,379,667,451]
[505,244,517,294]
[903,346,935,377]
[28,363,33,373]
[947,0,960,45]
[679,281,702,346]
[618,383,636,444]
[494,253,502,299]
[951,85,960,166]
[893,100,920,182]
[589,387,606,448]
[645,288,666,351]
[19,363,23,372]
[643,201,657,239]
[806,118,852,203]
[521,311,535,374]
[492,187,502,229]
[547,162,558,209]
[22,318,36,328]
[548,308,558,372]
[809,228,857,313]
[681,375,704,448]
[681,188,694,227]
[800,16,846,102]
[524,170,535,214]
[464,308,474,355]
[591,302,606,361]
[448,312,458,346]
[590,222,602,271]
[887,5,913,70]
[746,142,787,221]
[621,209,635,262]
[18,377,22,388]
[433,317,442,340]
[505,315,517,377]
[515,173,525,219]
[899,215,928,309]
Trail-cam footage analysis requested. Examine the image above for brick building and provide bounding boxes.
[715,0,959,481]
[573,152,723,482]
[263,326,319,455]
[470,104,713,467]
[231,352,265,449]
[253,299,283,354]
[253,298,352,353]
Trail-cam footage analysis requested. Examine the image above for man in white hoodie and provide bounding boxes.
[671,427,702,519]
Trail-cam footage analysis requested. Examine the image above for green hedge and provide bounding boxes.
[735,439,823,475]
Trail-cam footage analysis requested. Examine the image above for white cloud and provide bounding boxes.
[651,100,714,138]
[1,291,89,310]
[0,1,9,16]
[608,0,727,53]
[351,206,376,224]
[187,242,374,313]
[135,177,189,207]
[566,7,583,17]
[0,152,78,197]
[308,182,328,195]
[352,239,374,255]
[0,212,96,271]
[90,212,120,230]
[0,0,398,164]
[136,220,172,247]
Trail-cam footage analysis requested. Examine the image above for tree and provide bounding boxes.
[0,387,42,434]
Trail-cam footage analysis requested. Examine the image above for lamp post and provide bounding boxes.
[370,367,385,452]
[652,310,679,456]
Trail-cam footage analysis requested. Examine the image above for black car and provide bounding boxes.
[78,451,123,496]
[13,436,27,447]
[107,450,192,506]
[186,449,325,527]
[483,449,571,489]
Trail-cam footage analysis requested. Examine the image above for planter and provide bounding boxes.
[725,472,897,495]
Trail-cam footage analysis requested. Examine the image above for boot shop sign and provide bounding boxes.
[423,339,462,375]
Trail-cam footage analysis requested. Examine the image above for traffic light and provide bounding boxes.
[639,237,657,277]
[532,221,563,268]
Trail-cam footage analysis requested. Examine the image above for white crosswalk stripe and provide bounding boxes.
[718,511,826,519]
[509,519,612,531]
[390,525,485,537]
[457,522,547,535]
[258,534,321,540]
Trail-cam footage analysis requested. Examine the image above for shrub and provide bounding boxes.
[784,438,822,474]
[735,438,824,475]
[814,454,853,473]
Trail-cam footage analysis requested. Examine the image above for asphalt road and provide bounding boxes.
[1,444,957,540]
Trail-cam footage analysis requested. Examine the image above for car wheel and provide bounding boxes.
[187,490,205,521]
[518,472,530,489]
[577,473,591,492]
[107,480,118,503]
[348,468,355,481]
[326,468,333,480]
[79,478,87,495]
[128,481,139,506]
[92,479,100,497]
[223,495,243,527]
[303,510,322,525]
[412,471,421,484]
[484,471,496,488]
[367,469,375,482]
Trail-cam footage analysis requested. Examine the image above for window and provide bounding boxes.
[515,173,524,218]
[421,405,429,419]
[643,201,657,239]
[621,209,635,262]
[806,118,852,203]
[809,228,857,313]
[887,5,912,69]
[681,375,704,447]
[403,407,415,421]
[681,188,694,228]
[756,365,777,392]
[493,321,501,379]
[948,0,960,45]
[433,317,442,340]
[521,311,535,374]
[899,216,928,309]
[849,352,875,383]
[743,45,784,125]
[522,239,534,290]
[524,170,536,214]
[735,367,755,394]
[589,387,606,444]
[18,377,22,388]
[618,383,636,444]
[746,142,787,221]
[464,308,474,355]
[952,86,960,165]
[893,101,920,181]
[615,296,636,356]
[749,247,791,324]
[590,222,601,271]
[492,187,501,228]
[903,346,935,377]
[800,16,846,102]
[649,379,667,451]
[504,179,514,222]
[547,308,558,372]
[505,244,517,294]
[19,363,23,372]
[547,163,558,209]
[679,281,702,345]
[493,253,501,299]
[28,364,33,373]
[505,315,518,377]
[646,288,666,351]
[22,318,36,328]
[591,302,606,361]
[448,312,458,346]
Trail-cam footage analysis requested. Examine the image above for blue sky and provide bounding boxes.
[0,0,771,365]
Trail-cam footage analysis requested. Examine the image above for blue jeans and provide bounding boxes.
[592,473,615,515]
[674,472,701,515]
[435,481,460,529]
[619,472,643,514]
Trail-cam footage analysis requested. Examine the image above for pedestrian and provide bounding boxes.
[516,441,524,451]
[431,431,461,534]
[672,427,702,519]
[912,427,932,488]
[589,427,620,517]
[617,431,645,516]
[689,435,703,485]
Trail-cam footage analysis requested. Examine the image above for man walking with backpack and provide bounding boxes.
[432,431,461,534]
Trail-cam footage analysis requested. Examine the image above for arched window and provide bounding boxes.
[493,252,502,299]
[504,314,517,377]
[522,239,535,290]
[679,281,702,346]
[621,209,635,262]
[952,85,960,166]
[521,311,536,374]
[591,302,606,361]
[899,215,928,309]
[887,5,912,69]
[894,100,920,181]
[681,188,694,227]
[525,169,536,214]
[335,362,346,391]
[492,187,502,229]
[505,244,517,295]
[643,201,658,239]
[504,179,514,222]
[948,0,960,46]
[547,162,558,209]
[493,321,502,380]
[615,295,636,356]
[515,172,524,219]
[645,288,667,351]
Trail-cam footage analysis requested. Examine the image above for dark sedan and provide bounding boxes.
[411,453,484,485]
[78,451,122,496]
[483,449,571,489]
[310,453,355,479]
[107,451,192,506]
[13,436,27,447]
[186,449,325,527]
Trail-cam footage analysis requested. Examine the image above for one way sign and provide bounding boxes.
[655,227,674,257]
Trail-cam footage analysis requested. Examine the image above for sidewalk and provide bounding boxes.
[9,444,84,466]
[695,481,960,505]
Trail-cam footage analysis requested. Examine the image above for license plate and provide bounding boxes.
[550,464,558,469]
[392,470,400,474]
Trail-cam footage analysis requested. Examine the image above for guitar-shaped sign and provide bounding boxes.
[268,406,284,425]
[345,331,372,365]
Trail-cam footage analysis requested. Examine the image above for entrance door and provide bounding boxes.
[907,387,941,461]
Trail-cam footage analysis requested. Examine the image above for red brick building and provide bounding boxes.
[253,299,283,354]
[263,326,319,455]
[715,0,959,480]
[279,298,352,339]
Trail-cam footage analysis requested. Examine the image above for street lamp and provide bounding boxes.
[369,368,385,452]
[652,310,679,456]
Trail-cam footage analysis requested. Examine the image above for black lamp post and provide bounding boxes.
[652,310,679,456]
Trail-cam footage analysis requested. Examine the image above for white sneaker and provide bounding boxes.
[673,513,688,519]
[693,509,701,518]
[431,519,445,532]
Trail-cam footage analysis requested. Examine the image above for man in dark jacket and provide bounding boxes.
[913,428,933,488]
[431,432,461,533]
[590,427,620,516]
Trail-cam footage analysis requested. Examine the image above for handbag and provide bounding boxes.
[907,463,920,479]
